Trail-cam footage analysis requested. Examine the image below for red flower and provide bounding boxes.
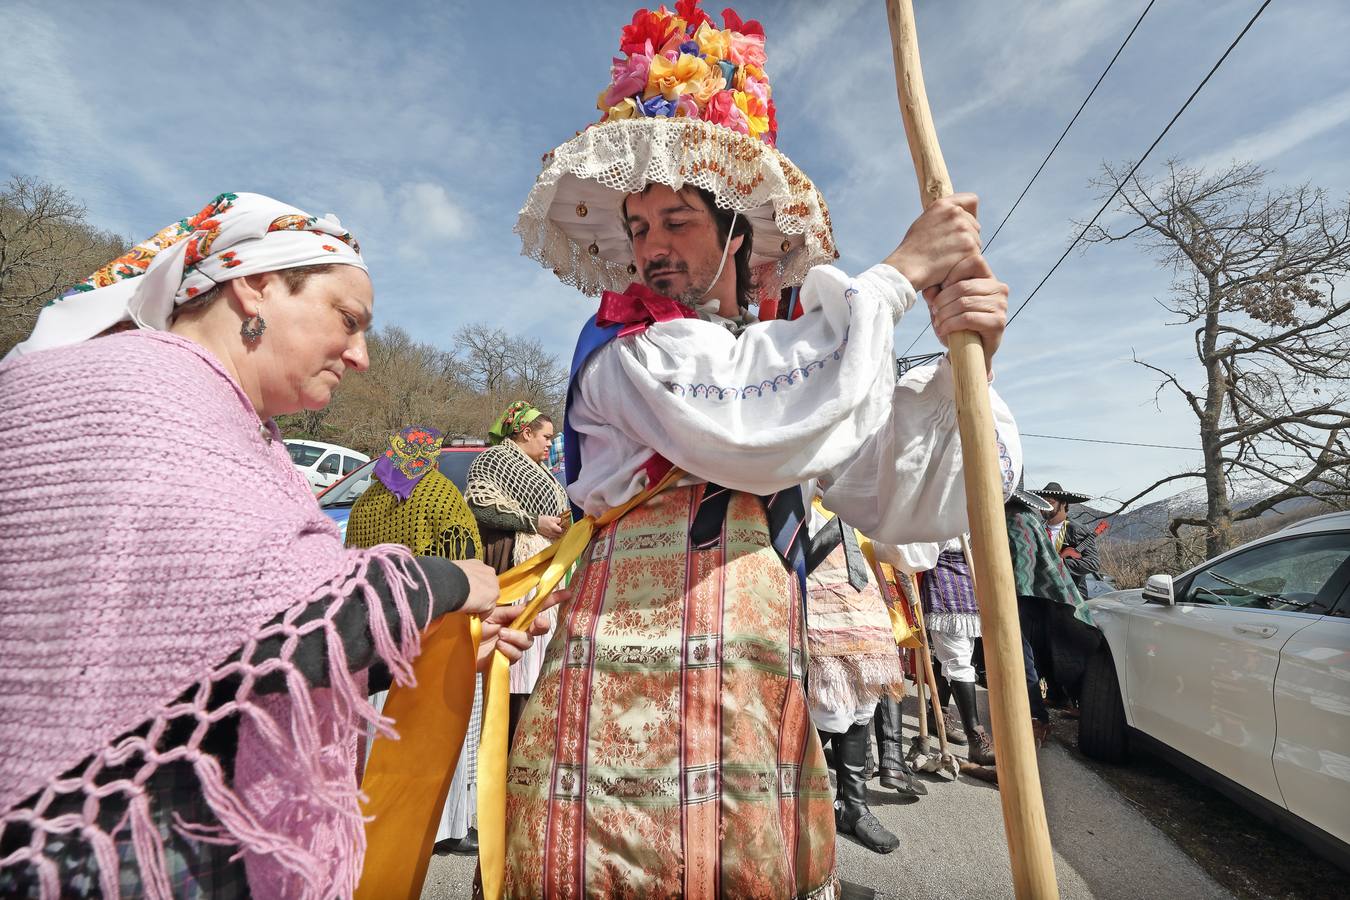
[322,244,337,252]
[721,7,764,36]
[676,0,713,32]
[620,8,677,56]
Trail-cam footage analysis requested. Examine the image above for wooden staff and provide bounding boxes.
[884,1,1059,896]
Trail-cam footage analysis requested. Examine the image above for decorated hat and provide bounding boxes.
[516,0,837,300]
[1033,482,1092,505]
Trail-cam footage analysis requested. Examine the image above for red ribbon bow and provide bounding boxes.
[596,282,696,337]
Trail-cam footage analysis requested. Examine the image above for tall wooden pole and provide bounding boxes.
[884,2,1060,896]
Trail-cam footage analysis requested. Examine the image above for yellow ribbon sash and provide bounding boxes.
[356,613,481,899]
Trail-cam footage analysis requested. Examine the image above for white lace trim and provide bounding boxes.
[516,117,837,297]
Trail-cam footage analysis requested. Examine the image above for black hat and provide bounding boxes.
[1008,477,1054,514]
[1033,481,1091,505]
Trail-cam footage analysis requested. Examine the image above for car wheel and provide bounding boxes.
[1078,647,1129,764]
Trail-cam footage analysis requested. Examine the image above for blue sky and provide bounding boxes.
[3,0,1347,509]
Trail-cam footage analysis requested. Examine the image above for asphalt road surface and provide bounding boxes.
[419,688,1327,899]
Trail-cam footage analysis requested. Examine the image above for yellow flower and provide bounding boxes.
[689,68,726,106]
[733,90,768,138]
[604,97,638,121]
[693,22,730,64]
[648,52,712,101]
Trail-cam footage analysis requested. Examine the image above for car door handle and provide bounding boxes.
[1232,623,1278,638]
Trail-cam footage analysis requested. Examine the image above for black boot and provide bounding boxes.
[832,720,900,854]
[952,680,994,766]
[927,669,968,746]
[875,696,926,799]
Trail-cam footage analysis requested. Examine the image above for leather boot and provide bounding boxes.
[952,680,995,766]
[833,720,900,854]
[875,696,926,799]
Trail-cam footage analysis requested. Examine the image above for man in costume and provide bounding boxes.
[466,401,571,741]
[1034,481,1100,597]
[803,493,923,857]
[345,425,487,854]
[1016,481,1098,718]
[503,3,1020,896]
[916,537,997,766]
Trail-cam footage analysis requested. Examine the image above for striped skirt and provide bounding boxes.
[503,486,837,899]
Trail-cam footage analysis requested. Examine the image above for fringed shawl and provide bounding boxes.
[0,331,428,898]
[464,439,567,557]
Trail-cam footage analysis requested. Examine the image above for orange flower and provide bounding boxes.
[647,52,712,101]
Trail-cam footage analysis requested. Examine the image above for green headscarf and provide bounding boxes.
[488,400,541,445]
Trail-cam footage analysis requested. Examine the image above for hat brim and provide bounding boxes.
[516,117,837,298]
[1010,489,1055,514]
[1033,489,1092,505]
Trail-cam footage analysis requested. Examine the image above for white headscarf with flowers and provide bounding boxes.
[6,191,367,359]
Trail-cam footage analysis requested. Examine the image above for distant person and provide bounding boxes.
[345,424,500,857]
[1013,481,1096,721]
[803,492,921,857]
[1034,481,1101,596]
[465,401,570,740]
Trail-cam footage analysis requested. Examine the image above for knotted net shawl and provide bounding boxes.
[0,331,427,898]
[464,440,568,565]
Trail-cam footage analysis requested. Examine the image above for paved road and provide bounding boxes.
[420,691,1234,899]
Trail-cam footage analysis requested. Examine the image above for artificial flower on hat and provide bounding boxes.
[517,0,837,300]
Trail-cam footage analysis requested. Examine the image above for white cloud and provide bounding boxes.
[1191,86,1350,172]
[399,182,473,243]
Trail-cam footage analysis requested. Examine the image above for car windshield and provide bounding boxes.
[317,448,488,509]
[287,443,325,466]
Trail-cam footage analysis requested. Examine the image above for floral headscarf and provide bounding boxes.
[7,191,366,359]
[488,400,542,445]
[373,425,444,500]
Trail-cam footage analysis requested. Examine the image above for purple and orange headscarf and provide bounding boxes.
[374,425,444,500]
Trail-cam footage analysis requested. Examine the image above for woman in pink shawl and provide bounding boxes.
[0,192,551,898]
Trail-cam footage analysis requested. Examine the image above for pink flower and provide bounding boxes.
[703,90,736,127]
[674,95,700,117]
[727,31,766,67]
[742,74,770,105]
[604,49,652,108]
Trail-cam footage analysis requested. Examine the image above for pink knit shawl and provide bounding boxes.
[0,331,425,898]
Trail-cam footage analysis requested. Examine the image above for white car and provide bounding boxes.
[1079,511,1350,866]
[284,440,370,494]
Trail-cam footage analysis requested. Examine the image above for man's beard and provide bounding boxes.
[645,258,720,309]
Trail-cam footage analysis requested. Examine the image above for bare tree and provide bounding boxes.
[1088,160,1350,556]
[0,175,127,356]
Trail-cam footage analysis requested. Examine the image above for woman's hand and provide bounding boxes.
[452,559,501,617]
[475,589,570,672]
[537,514,565,540]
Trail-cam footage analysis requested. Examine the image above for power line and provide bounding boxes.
[982,0,1157,255]
[1023,431,1312,459]
[899,0,1159,357]
[1006,0,1275,327]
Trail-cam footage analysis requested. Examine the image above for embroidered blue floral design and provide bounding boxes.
[666,329,850,400]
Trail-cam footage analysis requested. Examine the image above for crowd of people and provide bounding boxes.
[0,2,1112,897]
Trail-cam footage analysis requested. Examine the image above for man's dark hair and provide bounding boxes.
[622,185,757,311]
[692,188,757,312]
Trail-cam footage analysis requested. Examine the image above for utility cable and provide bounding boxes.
[1006,0,1275,327]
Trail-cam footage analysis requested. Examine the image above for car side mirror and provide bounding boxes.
[1142,573,1174,606]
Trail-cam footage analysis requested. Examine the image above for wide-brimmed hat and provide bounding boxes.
[1008,480,1054,514]
[1033,482,1092,505]
[516,1,837,300]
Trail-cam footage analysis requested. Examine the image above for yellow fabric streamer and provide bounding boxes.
[356,613,482,900]
[477,466,685,900]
